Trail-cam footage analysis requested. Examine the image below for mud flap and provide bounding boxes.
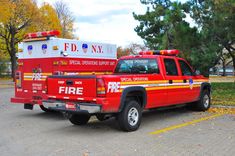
[24,104,34,110]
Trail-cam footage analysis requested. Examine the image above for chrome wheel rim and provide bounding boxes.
[203,94,210,108]
[128,107,139,126]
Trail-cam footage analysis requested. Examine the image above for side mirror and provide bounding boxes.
[195,70,201,75]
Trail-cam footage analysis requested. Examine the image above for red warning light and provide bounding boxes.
[139,49,179,56]
[25,30,60,39]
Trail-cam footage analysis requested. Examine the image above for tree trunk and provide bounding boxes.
[9,29,17,81]
[226,45,235,76]
[10,53,17,81]
[222,61,226,76]
[233,59,235,76]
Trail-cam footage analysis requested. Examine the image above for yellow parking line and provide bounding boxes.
[149,113,224,135]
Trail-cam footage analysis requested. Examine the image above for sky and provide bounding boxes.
[37,0,190,47]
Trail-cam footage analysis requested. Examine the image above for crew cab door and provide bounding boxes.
[178,59,200,102]
[141,58,168,108]
[114,58,168,109]
[162,57,186,105]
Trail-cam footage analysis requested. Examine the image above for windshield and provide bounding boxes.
[114,59,159,74]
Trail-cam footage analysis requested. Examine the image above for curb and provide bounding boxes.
[211,105,235,109]
[0,84,14,88]
[209,106,235,114]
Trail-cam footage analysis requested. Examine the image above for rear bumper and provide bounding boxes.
[42,100,101,114]
[11,97,42,105]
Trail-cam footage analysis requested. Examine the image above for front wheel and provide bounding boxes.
[117,99,142,132]
[189,90,211,111]
[69,114,90,125]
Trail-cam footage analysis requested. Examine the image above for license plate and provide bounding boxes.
[65,102,76,110]
[43,102,64,108]
[32,83,42,90]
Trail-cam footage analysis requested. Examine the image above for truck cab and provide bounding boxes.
[44,49,211,131]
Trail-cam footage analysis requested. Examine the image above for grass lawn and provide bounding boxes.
[211,82,235,106]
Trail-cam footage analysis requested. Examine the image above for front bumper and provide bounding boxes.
[42,100,101,114]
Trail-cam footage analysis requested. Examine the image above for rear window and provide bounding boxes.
[114,59,159,74]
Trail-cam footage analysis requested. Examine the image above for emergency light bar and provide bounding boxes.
[139,49,179,56]
[25,30,60,39]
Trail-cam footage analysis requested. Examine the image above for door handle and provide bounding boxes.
[183,79,187,83]
[66,80,73,85]
[169,80,173,84]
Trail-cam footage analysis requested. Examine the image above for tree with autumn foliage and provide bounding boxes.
[0,0,40,78]
[38,3,62,33]
[117,43,146,58]
[0,0,67,78]
[127,43,147,55]
[117,46,130,58]
[54,0,75,39]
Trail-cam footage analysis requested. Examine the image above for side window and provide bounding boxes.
[164,59,178,76]
[147,59,159,74]
[179,60,193,76]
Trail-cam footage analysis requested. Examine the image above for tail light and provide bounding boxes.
[97,78,106,97]
[53,71,64,75]
[15,71,22,88]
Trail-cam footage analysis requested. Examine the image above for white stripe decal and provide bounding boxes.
[24,76,32,78]
[77,98,84,100]
[120,84,149,89]
[48,96,56,98]
[120,82,203,89]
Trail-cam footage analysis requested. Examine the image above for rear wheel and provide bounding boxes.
[69,114,90,125]
[39,105,56,113]
[117,99,142,132]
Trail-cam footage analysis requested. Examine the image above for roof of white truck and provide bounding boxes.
[18,35,117,60]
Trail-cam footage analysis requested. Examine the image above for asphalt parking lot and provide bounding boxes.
[0,87,235,156]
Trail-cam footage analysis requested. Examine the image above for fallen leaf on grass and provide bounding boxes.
[208,108,235,114]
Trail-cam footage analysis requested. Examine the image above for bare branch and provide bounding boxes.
[17,19,31,31]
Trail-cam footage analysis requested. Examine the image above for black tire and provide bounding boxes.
[69,114,90,125]
[117,99,142,132]
[39,105,56,113]
[188,90,211,111]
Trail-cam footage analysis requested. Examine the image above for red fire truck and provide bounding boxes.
[11,30,117,112]
[44,49,211,131]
